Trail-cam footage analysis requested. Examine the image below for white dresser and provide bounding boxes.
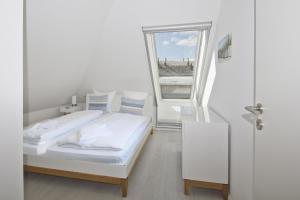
[181,106,229,200]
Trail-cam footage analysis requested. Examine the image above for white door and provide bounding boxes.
[254,1,300,199]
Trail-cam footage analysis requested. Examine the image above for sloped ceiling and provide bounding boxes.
[24,0,221,113]
[24,0,115,112]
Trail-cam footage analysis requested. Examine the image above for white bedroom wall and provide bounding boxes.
[23,106,61,126]
[209,0,254,200]
[79,0,222,96]
[24,0,115,113]
[0,0,23,199]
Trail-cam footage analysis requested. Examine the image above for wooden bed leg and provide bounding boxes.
[222,184,229,200]
[121,178,128,197]
[184,179,190,195]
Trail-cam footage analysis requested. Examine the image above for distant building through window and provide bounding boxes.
[154,31,199,99]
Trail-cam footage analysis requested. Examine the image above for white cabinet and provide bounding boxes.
[182,107,229,200]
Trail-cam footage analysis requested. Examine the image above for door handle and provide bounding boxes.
[256,118,264,130]
[245,103,266,131]
[245,103,265,115]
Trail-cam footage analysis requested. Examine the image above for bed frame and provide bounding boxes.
[24,125,153,197]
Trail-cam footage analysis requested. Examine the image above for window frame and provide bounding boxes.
[143,22,211,105]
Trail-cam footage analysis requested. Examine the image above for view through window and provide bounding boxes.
[154,31,200,99]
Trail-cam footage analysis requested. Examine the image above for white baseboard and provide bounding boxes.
[23,107,61,126]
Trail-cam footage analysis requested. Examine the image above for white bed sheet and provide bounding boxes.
[32,114,151,164]
[23,142,52,155]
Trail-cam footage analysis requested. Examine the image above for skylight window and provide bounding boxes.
[143,22,211,104]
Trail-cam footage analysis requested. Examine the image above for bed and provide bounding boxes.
[23,112,153,197]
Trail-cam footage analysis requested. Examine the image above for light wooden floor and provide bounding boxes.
[24,130,223,200]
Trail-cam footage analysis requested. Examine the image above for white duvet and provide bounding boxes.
[57,113,148,151]
[23,110,103,145]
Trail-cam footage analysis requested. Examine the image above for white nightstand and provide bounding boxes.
[60,104,83,115]
[182,107,229,200]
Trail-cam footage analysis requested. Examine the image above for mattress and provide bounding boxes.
[29,114,152,164]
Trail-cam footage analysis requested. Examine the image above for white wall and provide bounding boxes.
[23,106,61,126]
[0,0,23,199]
[24,0,115,113]
[209,0,254,200]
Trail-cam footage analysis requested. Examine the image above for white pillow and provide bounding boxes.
[119,91,148,115]
[86,90,115,112]
[122,90,148,101]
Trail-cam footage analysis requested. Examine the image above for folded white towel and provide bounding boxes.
[23,110,103,144]
[58,123,117,150]
[79,138,121,150]
[23,120,59,138]
[79,124,112,142]
[57,113,148,151]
